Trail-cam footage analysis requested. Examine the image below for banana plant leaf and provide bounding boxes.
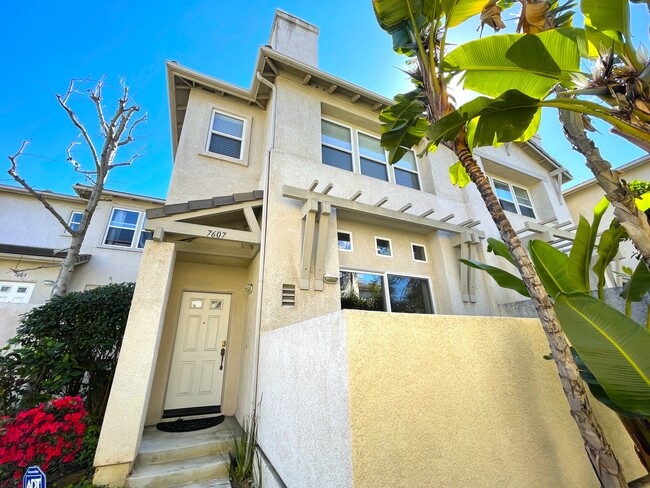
[459,259,530,297]
[426,89,541,147]
[581,0,630,42]
[555,292,650,416]
[443,29,581,99]
[486,237,515,266]
[380,91,429,163]
[593,221,628,292]
[568,198,608,292]
[528,240,572,298]
[443,0,491,27]
[571,347,648,419]
[620,260,650,303]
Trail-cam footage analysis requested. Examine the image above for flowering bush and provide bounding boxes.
[0,396,87,487]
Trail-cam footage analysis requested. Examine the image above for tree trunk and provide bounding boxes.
[452,130,627,487]
[559,108,650,270]
[618,415,650,474]
[51,233,85,297]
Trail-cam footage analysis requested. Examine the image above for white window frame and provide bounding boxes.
[202,109,250,166]
[411,243,427,262]
[102,207,151,250]
[65,211,84,234]
[375,236,393,257]
[339,268,434,314]
[489,177,537,219]
[321,118,422,190]
[337,230,353,252]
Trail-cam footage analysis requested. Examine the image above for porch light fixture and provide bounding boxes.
[323,274,338,284]
[42,280,55,286]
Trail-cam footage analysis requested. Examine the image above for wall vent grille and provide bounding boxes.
[282,284,296,307]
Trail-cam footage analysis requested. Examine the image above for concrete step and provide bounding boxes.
[137,436,232,465]
[172,479,232,488]
[125,454,230,488]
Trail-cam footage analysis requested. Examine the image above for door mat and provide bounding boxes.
[156,415,225,433]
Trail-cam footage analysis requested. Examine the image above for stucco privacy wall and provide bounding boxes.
[256,311,354,488]
[344,311,645,487]
[94,241,176,487]
[146,259,252,424]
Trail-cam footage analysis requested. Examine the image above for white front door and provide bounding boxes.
[165,291,231,412]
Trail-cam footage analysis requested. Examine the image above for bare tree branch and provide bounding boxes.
[89,77,109,136]
[7,142,76,235]
[110,145,145,169]
[118,113,147,146]
[57,80,101,170]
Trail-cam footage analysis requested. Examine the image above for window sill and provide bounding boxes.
[97,245,145,253]
[199,151,248,167]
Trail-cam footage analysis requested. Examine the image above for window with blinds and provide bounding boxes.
[207,111,245,159]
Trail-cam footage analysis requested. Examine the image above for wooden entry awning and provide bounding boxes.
[145,191,263,263]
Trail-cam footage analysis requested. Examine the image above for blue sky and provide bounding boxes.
[2,1,648,199]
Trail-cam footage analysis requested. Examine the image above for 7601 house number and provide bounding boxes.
[206,230,227,239]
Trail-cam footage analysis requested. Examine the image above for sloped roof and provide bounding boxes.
[0,244,91,264]
[147,190,263,219]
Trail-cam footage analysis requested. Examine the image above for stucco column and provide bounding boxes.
[93,241,176,487]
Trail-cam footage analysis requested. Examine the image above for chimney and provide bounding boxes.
[268,9,319,68]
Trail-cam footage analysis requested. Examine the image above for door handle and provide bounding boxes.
[220,341,226,370]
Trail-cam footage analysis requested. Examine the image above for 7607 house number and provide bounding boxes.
[206,230,227,239]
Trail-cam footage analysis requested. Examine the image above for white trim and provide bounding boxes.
[102,207,151,250]
[320,117,421,190]
[63,211,84,235]
[411,243,427,262]
[489,176,538,220]
[374,236,392,257]
[204,108,251,166]
[337,230,353,252]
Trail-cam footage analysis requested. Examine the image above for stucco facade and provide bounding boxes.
[0,184,164,343]
[94,9,644,487]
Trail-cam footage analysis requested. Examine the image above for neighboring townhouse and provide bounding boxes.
[564,154,650,284]
[0,183,164,343]
[93,10,645,488]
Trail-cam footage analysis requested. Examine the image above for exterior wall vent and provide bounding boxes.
[282,284,296,307]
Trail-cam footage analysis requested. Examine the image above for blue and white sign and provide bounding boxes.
[23,466,46,488]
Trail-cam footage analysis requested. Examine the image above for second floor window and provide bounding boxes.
[207,111,245,159]
[104,208,152,249]
[68,211,83,232]
[491,178,536,218]
[321,119,421,190]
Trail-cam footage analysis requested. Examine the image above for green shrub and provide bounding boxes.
[0,283,134,418]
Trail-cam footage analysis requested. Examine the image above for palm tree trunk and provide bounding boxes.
[453,129,627,487]
[559,108,650,270]
[618,415,650,473]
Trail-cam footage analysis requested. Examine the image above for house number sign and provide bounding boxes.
[206,230,227,239]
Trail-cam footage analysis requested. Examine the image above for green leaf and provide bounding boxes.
[529,239,572,297]
[567,216,593,292]
[581,0,630,42]
[443,29,581,99]
[620,260,650,303]
[637,192,650,212]
[373,0,424,29]
[555,292,650,416]
[460,259,530,297]
[448,161,471,187]
[427,89,541,147]
[486,237,515,266]
[593,220,627,292]
[380,91,429,163]
[445,0,490,27]
[571,347,647,419]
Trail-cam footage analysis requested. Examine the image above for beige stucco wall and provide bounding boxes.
[165,88,267,205]
[257,311,354,488]
[564,159,650,275]
[255,310,644,487]
[0,302,38,345]
[146,258,253,424]
[344,311,645,487]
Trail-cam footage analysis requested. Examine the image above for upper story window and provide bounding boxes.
[375,237,392,257]
[321,119,421,190]
[337,231,353,252]
[491,178,536,219]
[104,208,152,249]
[207,111,245,160]
[68,211,83,232]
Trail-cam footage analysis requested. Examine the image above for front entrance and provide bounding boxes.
[164,291,231,415]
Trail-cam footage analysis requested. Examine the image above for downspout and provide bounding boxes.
[251,69,276,413]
